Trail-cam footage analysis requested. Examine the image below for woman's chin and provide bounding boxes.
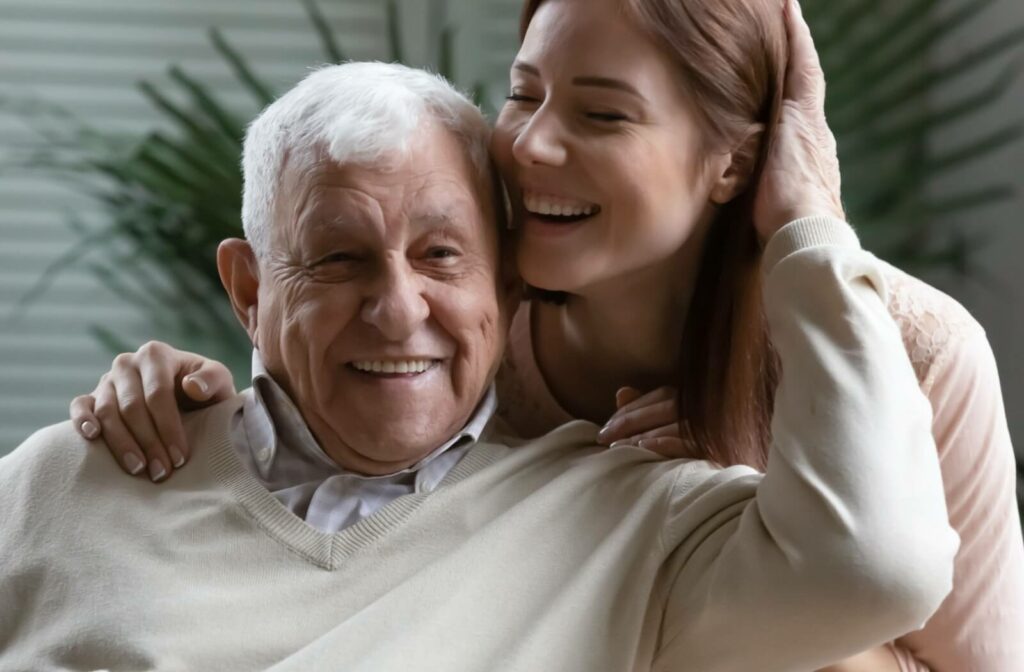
[517,251,588,296]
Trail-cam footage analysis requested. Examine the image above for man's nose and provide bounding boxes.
[360,260,430,342]
[511,106,569,167]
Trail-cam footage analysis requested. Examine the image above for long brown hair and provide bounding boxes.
[519,0,788,470]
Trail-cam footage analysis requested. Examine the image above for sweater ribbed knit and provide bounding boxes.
[0,218,959,672]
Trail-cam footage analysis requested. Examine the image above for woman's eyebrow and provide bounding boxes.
[512,60,541,76]
[571,76,646,101]
[512,60,645,102]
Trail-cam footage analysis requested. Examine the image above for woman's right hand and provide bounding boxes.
[69,341,237,482]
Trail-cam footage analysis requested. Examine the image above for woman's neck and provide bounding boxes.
[533,236,706,424]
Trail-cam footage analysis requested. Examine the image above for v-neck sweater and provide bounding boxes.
[0,217,959,672]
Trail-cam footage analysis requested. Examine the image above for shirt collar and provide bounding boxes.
[246,349,497,481]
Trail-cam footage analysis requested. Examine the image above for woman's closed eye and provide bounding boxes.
[585,110,629,123]
[506,91,541,105]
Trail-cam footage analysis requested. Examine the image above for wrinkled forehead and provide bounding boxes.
[276,131,501,245]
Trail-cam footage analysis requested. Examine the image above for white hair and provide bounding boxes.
[241,62,493,258]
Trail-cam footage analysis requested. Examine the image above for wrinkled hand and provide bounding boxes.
[754,0,845,241]
[69,341,236,482]
[596,386,693,458]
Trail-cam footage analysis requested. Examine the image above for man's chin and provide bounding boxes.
[320,415,463,476]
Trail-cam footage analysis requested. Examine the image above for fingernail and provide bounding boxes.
[188,376,209,396]
[637,439,647,451]
[123,453,145,475]
[81,421,99,440]
[149,461,167,482]
[598,419,619,437]
[168,445,185,468]
[609,439,632,449]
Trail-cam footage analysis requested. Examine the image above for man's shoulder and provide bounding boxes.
[182,391,248,441]
[0,394,245,505]
[488,419,694,490]
[1,420,91,486]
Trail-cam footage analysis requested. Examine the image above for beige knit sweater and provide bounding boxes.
[0,218,958,672]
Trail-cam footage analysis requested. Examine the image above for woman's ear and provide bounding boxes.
[217,239,261,346]
[710,124,766,205]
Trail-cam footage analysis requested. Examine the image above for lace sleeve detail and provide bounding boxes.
[882,263,983,393]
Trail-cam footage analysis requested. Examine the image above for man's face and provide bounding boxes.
[250,125,509,475]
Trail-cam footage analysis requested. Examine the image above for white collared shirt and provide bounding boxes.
[230,350,497,533]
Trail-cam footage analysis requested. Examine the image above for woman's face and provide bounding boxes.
[492,0,728,294]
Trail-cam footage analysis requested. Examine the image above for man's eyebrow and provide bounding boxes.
[415,212,462,231]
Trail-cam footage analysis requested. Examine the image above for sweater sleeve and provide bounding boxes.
[652,217,960,672]
[892,324,1024,671]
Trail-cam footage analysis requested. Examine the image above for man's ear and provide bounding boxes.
[217,239,261,346]
[710,124,765,205]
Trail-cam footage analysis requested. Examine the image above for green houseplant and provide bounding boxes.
[4,0,1023,503]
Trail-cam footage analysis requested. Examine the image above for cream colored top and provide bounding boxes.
[0,218,958,671]
[498,258,1024,672]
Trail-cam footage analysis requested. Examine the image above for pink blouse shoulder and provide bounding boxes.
[879,262,1024,672]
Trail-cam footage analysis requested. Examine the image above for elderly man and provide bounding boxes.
[0,63,955,672]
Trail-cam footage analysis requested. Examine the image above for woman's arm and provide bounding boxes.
[892,322,1024,670]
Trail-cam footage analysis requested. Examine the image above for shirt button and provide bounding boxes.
[256,446,272,463]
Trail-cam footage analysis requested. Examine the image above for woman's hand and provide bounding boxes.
[596,386,693,458]
[69,341,237,482]
[754,0,845,240]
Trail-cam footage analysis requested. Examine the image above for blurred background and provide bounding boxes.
[0,0,1021,515]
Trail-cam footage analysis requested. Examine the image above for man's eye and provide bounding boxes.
[426,247,459,260]
[317,252,359,265]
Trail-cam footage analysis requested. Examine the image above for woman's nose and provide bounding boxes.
[360,262,430,342]
[511,107,569,167]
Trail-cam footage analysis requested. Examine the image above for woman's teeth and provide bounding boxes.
[523,193,597,217]
[351,360,436,374]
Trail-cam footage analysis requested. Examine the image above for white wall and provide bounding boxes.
[0,0,394,451]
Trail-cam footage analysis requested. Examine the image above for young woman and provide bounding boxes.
[68,0,1024,670]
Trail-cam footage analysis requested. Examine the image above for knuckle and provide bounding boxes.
[120,395,145,418]
[93,402,118,423]
[142,387,168,406]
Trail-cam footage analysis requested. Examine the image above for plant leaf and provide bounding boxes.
[301,0,345,63]
[387,0,404,63]
[208,27,276,106]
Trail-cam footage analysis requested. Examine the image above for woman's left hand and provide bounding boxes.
[596,386,692,458]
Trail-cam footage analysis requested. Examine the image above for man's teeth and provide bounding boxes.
[351,360,436,374]
[523,193,596,217]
